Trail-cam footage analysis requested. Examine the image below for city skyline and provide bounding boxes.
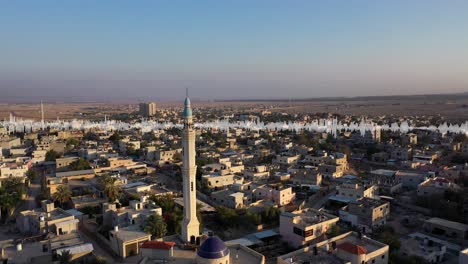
[1,1,468,101]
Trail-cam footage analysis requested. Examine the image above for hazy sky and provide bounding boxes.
[1,1,468,101]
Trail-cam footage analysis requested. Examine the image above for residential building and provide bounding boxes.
[280,208,339,248]
[139,102,157,117]
[339,198,390,233]
[423,218,468,245]
[277,231,389,264]
[417,177,456,197]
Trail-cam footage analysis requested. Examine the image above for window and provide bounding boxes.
[191,182,194,191]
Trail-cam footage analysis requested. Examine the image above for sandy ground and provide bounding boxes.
[1,95,467,121]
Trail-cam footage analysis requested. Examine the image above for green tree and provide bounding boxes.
[0,188,21,222]
[3,177,27,195]
[144,214,167,239]
[26,169,38,181]
[83,131,99,141]
[53,185,72,208]
[98,174,119,202]
[109,132,122,143]
[45,150,60,161]
[216,206,240,227]
[375,227,401,252]
[68,158,91,171]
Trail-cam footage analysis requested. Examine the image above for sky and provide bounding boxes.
[1,0,468,102]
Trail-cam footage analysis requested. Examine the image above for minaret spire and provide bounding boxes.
[41,100,45,130]
[181,93,199,243]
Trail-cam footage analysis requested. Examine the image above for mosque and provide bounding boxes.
[139,95,266,264]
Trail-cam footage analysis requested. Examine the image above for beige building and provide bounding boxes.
[277,231,389,264]
[139,102,157,117]
[102,196,162,228]
[244,165,270,180]
[332,182,379,203]
[17,201,78,236]
[109,225,151,258]
[212,189,246,209]
[55,156,79,171]
[202,172,242,189]
[339,198,390,233]
[280,208,339,248]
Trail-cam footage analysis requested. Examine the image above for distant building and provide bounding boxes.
[139,102,157,117]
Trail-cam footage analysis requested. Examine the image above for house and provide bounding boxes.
[423,218,468,245]
[280,208,339,248]
[108,225,151,258]
[102,196,162,228]
[417,177,456,197]
[330,182,379,204]
[395,171,428,189]
[339,198,390,233]
[17,201,78,236]
[277,231,389,264]
[400,236,446,263]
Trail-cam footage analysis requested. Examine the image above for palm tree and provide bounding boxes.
[53,185,72,208]
[98,174,119,202]
[144,214,167,239]
[0,188,21,223]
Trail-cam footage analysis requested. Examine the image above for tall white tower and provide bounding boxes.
[40,100,45,130]
[181,94,200,243]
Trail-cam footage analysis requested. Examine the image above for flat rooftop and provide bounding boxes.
[279,232,388,264]
[425,218,468,231]
[282,209,338,226]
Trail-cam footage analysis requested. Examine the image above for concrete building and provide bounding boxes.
[280,208,339,248]
[203,173,242,189]
[109,225,151,258]
[102,196,162,228]
[278,231,389,264]
[417,177,456,197]
[423,218,468,245]
[400,236,446,263]
[244,165,270,180]
[339,198,390,233]
[17,201,78,236]
[331,182,379,203]
[139,102,157,117]
[395,171,428,189]
[55,156,79,171]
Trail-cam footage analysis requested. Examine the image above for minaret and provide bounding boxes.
[181,91,200,243]
[41,100,45,130]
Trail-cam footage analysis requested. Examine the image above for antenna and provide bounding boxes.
[186,88,189,97]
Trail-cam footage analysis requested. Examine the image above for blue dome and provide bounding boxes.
[197,237,230,259]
